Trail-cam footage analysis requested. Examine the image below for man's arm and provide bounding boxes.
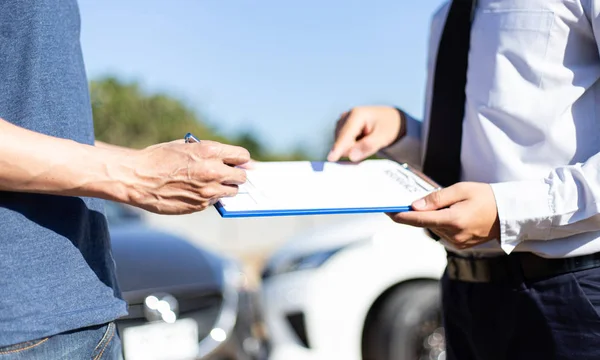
[0,119,130,199]
[488,154,600,252]
[327,105,423,164]
[0,118,250,215]
[94,140,137,154]
[483,5,600,252]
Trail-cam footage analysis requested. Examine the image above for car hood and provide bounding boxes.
[110,224,226,303]
[265,213,394,266]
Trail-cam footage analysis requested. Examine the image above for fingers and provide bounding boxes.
[197,182,240,199]
[219,144,251,166]
[219,165,247,185]
[190,141,251,166]
[411,184,469,211]
[236,159,258,170]
[195,161,247,184]
[328,106,401,162]
[217,184,239,198]
[328,111,365,162]
[192,181,241,203]
[182,141,249,185]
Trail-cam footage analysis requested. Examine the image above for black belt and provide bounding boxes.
[446,251,600,283]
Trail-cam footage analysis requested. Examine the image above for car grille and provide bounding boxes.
[286,312,310,348]
[117,292,223,342]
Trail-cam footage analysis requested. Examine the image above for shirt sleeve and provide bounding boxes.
[491,3,600,254]
[491,154,600,254]
[377,109,423,167]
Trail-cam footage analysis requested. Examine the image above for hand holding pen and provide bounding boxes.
[108,133,250,215]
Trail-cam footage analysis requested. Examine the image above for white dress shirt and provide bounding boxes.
[382,0,600,258]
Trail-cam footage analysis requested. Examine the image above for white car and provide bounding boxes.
[260,213,448,360]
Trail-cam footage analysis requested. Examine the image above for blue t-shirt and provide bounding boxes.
[0,0,128,346]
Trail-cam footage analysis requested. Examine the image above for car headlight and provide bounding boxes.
[263,246,345,278]
[198,259,243,357]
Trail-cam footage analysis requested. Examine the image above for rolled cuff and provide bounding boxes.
[377,109,422,167]
[490,180,553,254]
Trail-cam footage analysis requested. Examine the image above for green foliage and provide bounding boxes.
[91,76,227,149]
[233,129,267,160]
[91,76,313,161]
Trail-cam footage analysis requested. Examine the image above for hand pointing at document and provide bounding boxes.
[327,106,404,162]
[329,106,500,249]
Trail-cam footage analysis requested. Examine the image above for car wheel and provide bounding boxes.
[363,281,445,360]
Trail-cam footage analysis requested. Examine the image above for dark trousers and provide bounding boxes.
[442,262,600,359]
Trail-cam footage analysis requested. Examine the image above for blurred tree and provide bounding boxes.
[91,76,314,161]
[271,143,312,161]
[91,76,227,149]
[233,129,266,160]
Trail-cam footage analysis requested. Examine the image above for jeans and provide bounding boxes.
[0,322,122,360]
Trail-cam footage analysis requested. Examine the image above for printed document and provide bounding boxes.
[216,159,438,217]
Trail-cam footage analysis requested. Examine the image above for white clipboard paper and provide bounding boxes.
[215,159,439,218]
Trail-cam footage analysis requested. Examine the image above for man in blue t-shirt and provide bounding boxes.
[0,1,249,358]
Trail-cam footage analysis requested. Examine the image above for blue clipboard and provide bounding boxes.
[214,202,412,218]
[183,133,438,219]
[211,160,437,219]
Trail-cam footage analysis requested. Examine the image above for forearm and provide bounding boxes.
[377,109,423,167]
[94,140,137,154]
[0,118,129,201]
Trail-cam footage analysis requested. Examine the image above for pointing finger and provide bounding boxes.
[328,111,364,162]
[347,135,380,162]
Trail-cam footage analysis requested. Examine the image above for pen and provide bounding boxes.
[184,132,200,143]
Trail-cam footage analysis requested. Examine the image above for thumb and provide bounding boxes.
[411,185,466,211]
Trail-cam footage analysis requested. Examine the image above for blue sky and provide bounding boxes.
[79,0,445,157]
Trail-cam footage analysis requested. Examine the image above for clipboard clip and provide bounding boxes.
[400,163,442,191]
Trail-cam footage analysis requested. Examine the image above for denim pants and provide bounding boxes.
[0,322,122,360]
